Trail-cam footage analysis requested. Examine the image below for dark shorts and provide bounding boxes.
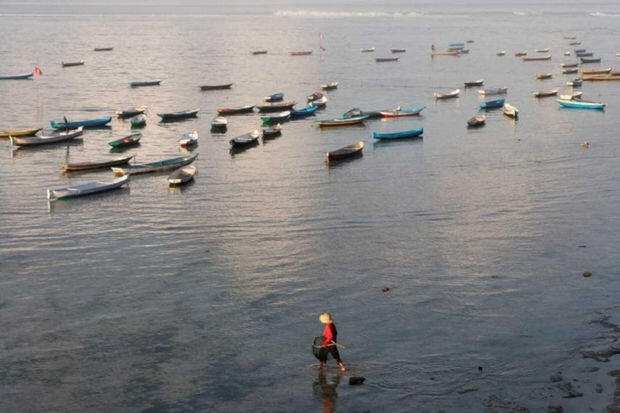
[318,346,341,362]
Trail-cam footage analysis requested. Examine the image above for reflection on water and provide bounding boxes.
[313,370,342,413]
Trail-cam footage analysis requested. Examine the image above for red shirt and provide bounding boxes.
[322,322,337,346]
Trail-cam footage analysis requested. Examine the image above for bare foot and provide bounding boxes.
[338,363,346,372]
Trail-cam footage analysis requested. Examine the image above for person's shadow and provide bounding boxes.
[313,370,342,413]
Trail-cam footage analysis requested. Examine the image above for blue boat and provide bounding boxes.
[0,72,34,80]
[290,105,319,119]
[557,99,605,110]
[265,92,284,102]
[479,98,505,110]
[372,127,424,140]
[50,116,112,129]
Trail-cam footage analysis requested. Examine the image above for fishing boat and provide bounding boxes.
[478,87,508,95]
[93,47,113,51]
[342,106,400,119]
[290,105,319,119]
[497,51,506,56]
[260,111,290,125]
[179,131,199,148]
[582,74,620,81]
[536,73,553,80]
[522,55,551,61]
[116,106,146,119]
[210,116,228,133]
[307,92,324,102]
[467,114,486,127]
[559,92,583,100]
[10,126,83,147]
[229,130,260,149]
[157,108,199,122]
[129,80,161,87]
[0,72,34,80]
[503,103,519,118]
[130,114,147,128]
[321,82,338,90]
[391,48,406,53]
[47,174,129,202]
[372,127,423,140]
[566,78,583,87]
[581,67,612,75]
[514,51,528,57]
[479,98,505,110]
[532,89,558,98]
[251,50,267,55]
[261,124,282,139]
[575,52,593,57]
[564,51,571,56]
[326,141,364,162]
[60,154,135,171]
[557,99,605,110]
[0,127,42,138]
[289,50,312,56]
[168,165,196,186]
[464,79,484,88]
[380,106,426,117]
[448,43,465,49]
[376,57,399,62]
[561,62,579,68]
[536,48,550,53]
[264,92,284,102]
[62,60,84,67]
[315,115,369,127]
[580,57,601,64]
[430,50,460,56]
[255,101,296,113]
[562,68,579,74]
[360,47,375,53]
[434,89,460,99]
[50,116,111,129]
[216,105,255,115]
[199,83,232,91]
[108,132,142,148]
[569,41,581,45]
[310,96,328,108]
[112,154,198,176]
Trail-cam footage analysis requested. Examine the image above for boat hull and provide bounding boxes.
[47,175,129,201]
[112,154,198,176]
[372,127,424,140]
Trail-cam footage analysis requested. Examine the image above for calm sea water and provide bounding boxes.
[2,1,620,412]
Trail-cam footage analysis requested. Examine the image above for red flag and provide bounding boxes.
[34,66,43,76]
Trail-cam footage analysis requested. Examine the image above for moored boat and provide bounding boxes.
[290,105,319,119]
[514,51,528,57]
[251,50,267,55]
[321,82,338,90]
[581,67,612,75]
[10,126,84,147]
[464,79,484,88]
[522,55,551,61]
[0,127,42,138]
[216,105,255,115]
[261,124,282,139]
[478,87,508,95]
[532,89,558,98]
[112,154,198,175]
[561,62,579,68]
[562,68,579,74]
[391,48,406,53]
[566,77,583,87]
[0,72,34,80]
[129,80,161,87]
[309,96,328,108]
[580,57,601,64]
[157,108,199,122]
[380,106,426,117]
[467,114,486,127]
[376,57,399,62]
[536,48,550,53]
[582,74,620,81]
[108,132,142,148]
[480,98,505,109]
[199,83,233,91]
[62,60,84,67]
[255,101,296,113]
[116,106,146,119]
[289,50,312,56]
[93,47,113,51]
[260,111,290,125]
[130,114,147,128]
[265,92,284,102]
[315,115,369,127]
[430,50,460,56]
[168,165,196,186]
[326,141,364,162]
[372,127,423,140]
[559,92,583,100]
[536,73,553,80]
[497,51,506,56]
[229,130,260,149]
[210,116,228,133]
[360,47,375,53]
[50,116,111,129]
[503,103,519,118]
[557,98,605,110]
[60,154,135,171]
[434,88,460,99]
[178,131,199,148]
[47,174,129,201]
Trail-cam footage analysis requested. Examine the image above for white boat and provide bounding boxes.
[503,103,519,118]
[179,131,198,148]
[168,165,197,186]
[47,175,129,201]
[10,126,84,147]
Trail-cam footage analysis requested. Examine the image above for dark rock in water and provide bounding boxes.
[478,366,483,372]
[582,271,592,277]
[381,286,390,292]
[349,376,365,385]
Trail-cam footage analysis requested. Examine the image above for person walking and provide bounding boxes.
[317,313,346,372]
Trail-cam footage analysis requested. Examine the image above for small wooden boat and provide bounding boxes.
[265,92,284,102]
[93,47,113,51]
[261,111,290,125]
[434,88,460,99]
[372,127,423,140]
[562,68,579,74]
[536,48,550,53]
[496,51,506,56]
[480,98,505,110]
[0,127,42,138]
[563,35,577,39]
[50,117,111,129]
[116,106,146,119]
[129,80,161,87]
[108,132,142,148]
[0,72,34,80]
[342,107,399,119]
[130,114,147,128]
[168,165,196,186]
[62,60,85,67]
[210,116,228,133]
[575,51,593,57]
[326,141,364,162]
[467,114,486,127]
[569,41,581,45]
[561,62,579,68]
[582,74,620,81]
[376,57,399,62]
[532,89,558,98]
[199,83,233,91]
[112,154,198,176]
[157,108,199,122]
[581,67,612,74]
[566,78,583,87]
[261,124,282,139]
[503,103,519,118]
[290,105,318,119]
[360,47,375,53]
[478,87,508,95]
[255,101,296,113]
[557,99,605,110]
[289,50,312,56]
[522,55,551,61]
[464,79,484,88]
[179,131,199,148]
[580,57,601,64]
[251,50,267,55]
[60,154,134,171]
[380,106,426,117]
[47,174,129,201]
[216,105,255,115]
[391,48,406,53]
[448,43,465,49]
[10,126,84,147]
[559,92,582,100]
[315,115,369,127]
[229,130,260,149]
[307,92,324,102]
[514,51,527,57]
[536,73,553,80]
[574,48,586,53]
[321,82,338,90]
[310,96,328,108]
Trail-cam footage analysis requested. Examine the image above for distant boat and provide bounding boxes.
[503,103,519,118]
[290,105,319,119]
[129,80,161,87]
[575,51,593,57]
[0,127,41,138]
[360,47,375,53]
[307,92,324,102]
[229,130,260,150]
[559,92,582,100]
[179,131,199,148]
[289,50,312,56]
[496,51,506,56]
[561,62,579,68]
[532,89,558,98]
[60,154,135,171]
[582,74,620,81]
[581,67,612,74]
[261,123,283,139]
[47,174,129,202]
[562,68,579,74]
[130,114,147,128]
[251,50,268,55]
[574,48,586,53]
[430,50,460,56]
[464,79,484,88]
[260,111,290,126]
[10,127,83,147]
[157,108,199,122]
[168,165,196,186]
[514,51,528,57]
[315,115,369,127]
[216,105,255,115]
[569,41,581,45]
[62,60,84,67]
[255,101,296,113]
[380,106,425,117]
[343,106,401,119]
[467,114,486,127]
[522,55,551,61]
[210,116,228,133]
[478,87,508,95]
[535,48,550,53]
[557,98,605,110]
[372,127,423,140]
[309,96,328,108]
[566,78,583,87]
[116,106,146,119]
[50,116,111,129]
[112,154,198,176]
[580,57,601,63]
[264,92,284,102]
[93,47,113,51]
[0,72,34,80]
[536,73,553,80]
[321,82,338,90]
[199,83,233,91]
[434,88,460,99]
[326,141,364,162]
[376,57,399,62]
[108,132,142,148]
[480,98,505,110]
[391,48,406,53]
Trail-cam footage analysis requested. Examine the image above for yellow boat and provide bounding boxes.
[0,127,42,138]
